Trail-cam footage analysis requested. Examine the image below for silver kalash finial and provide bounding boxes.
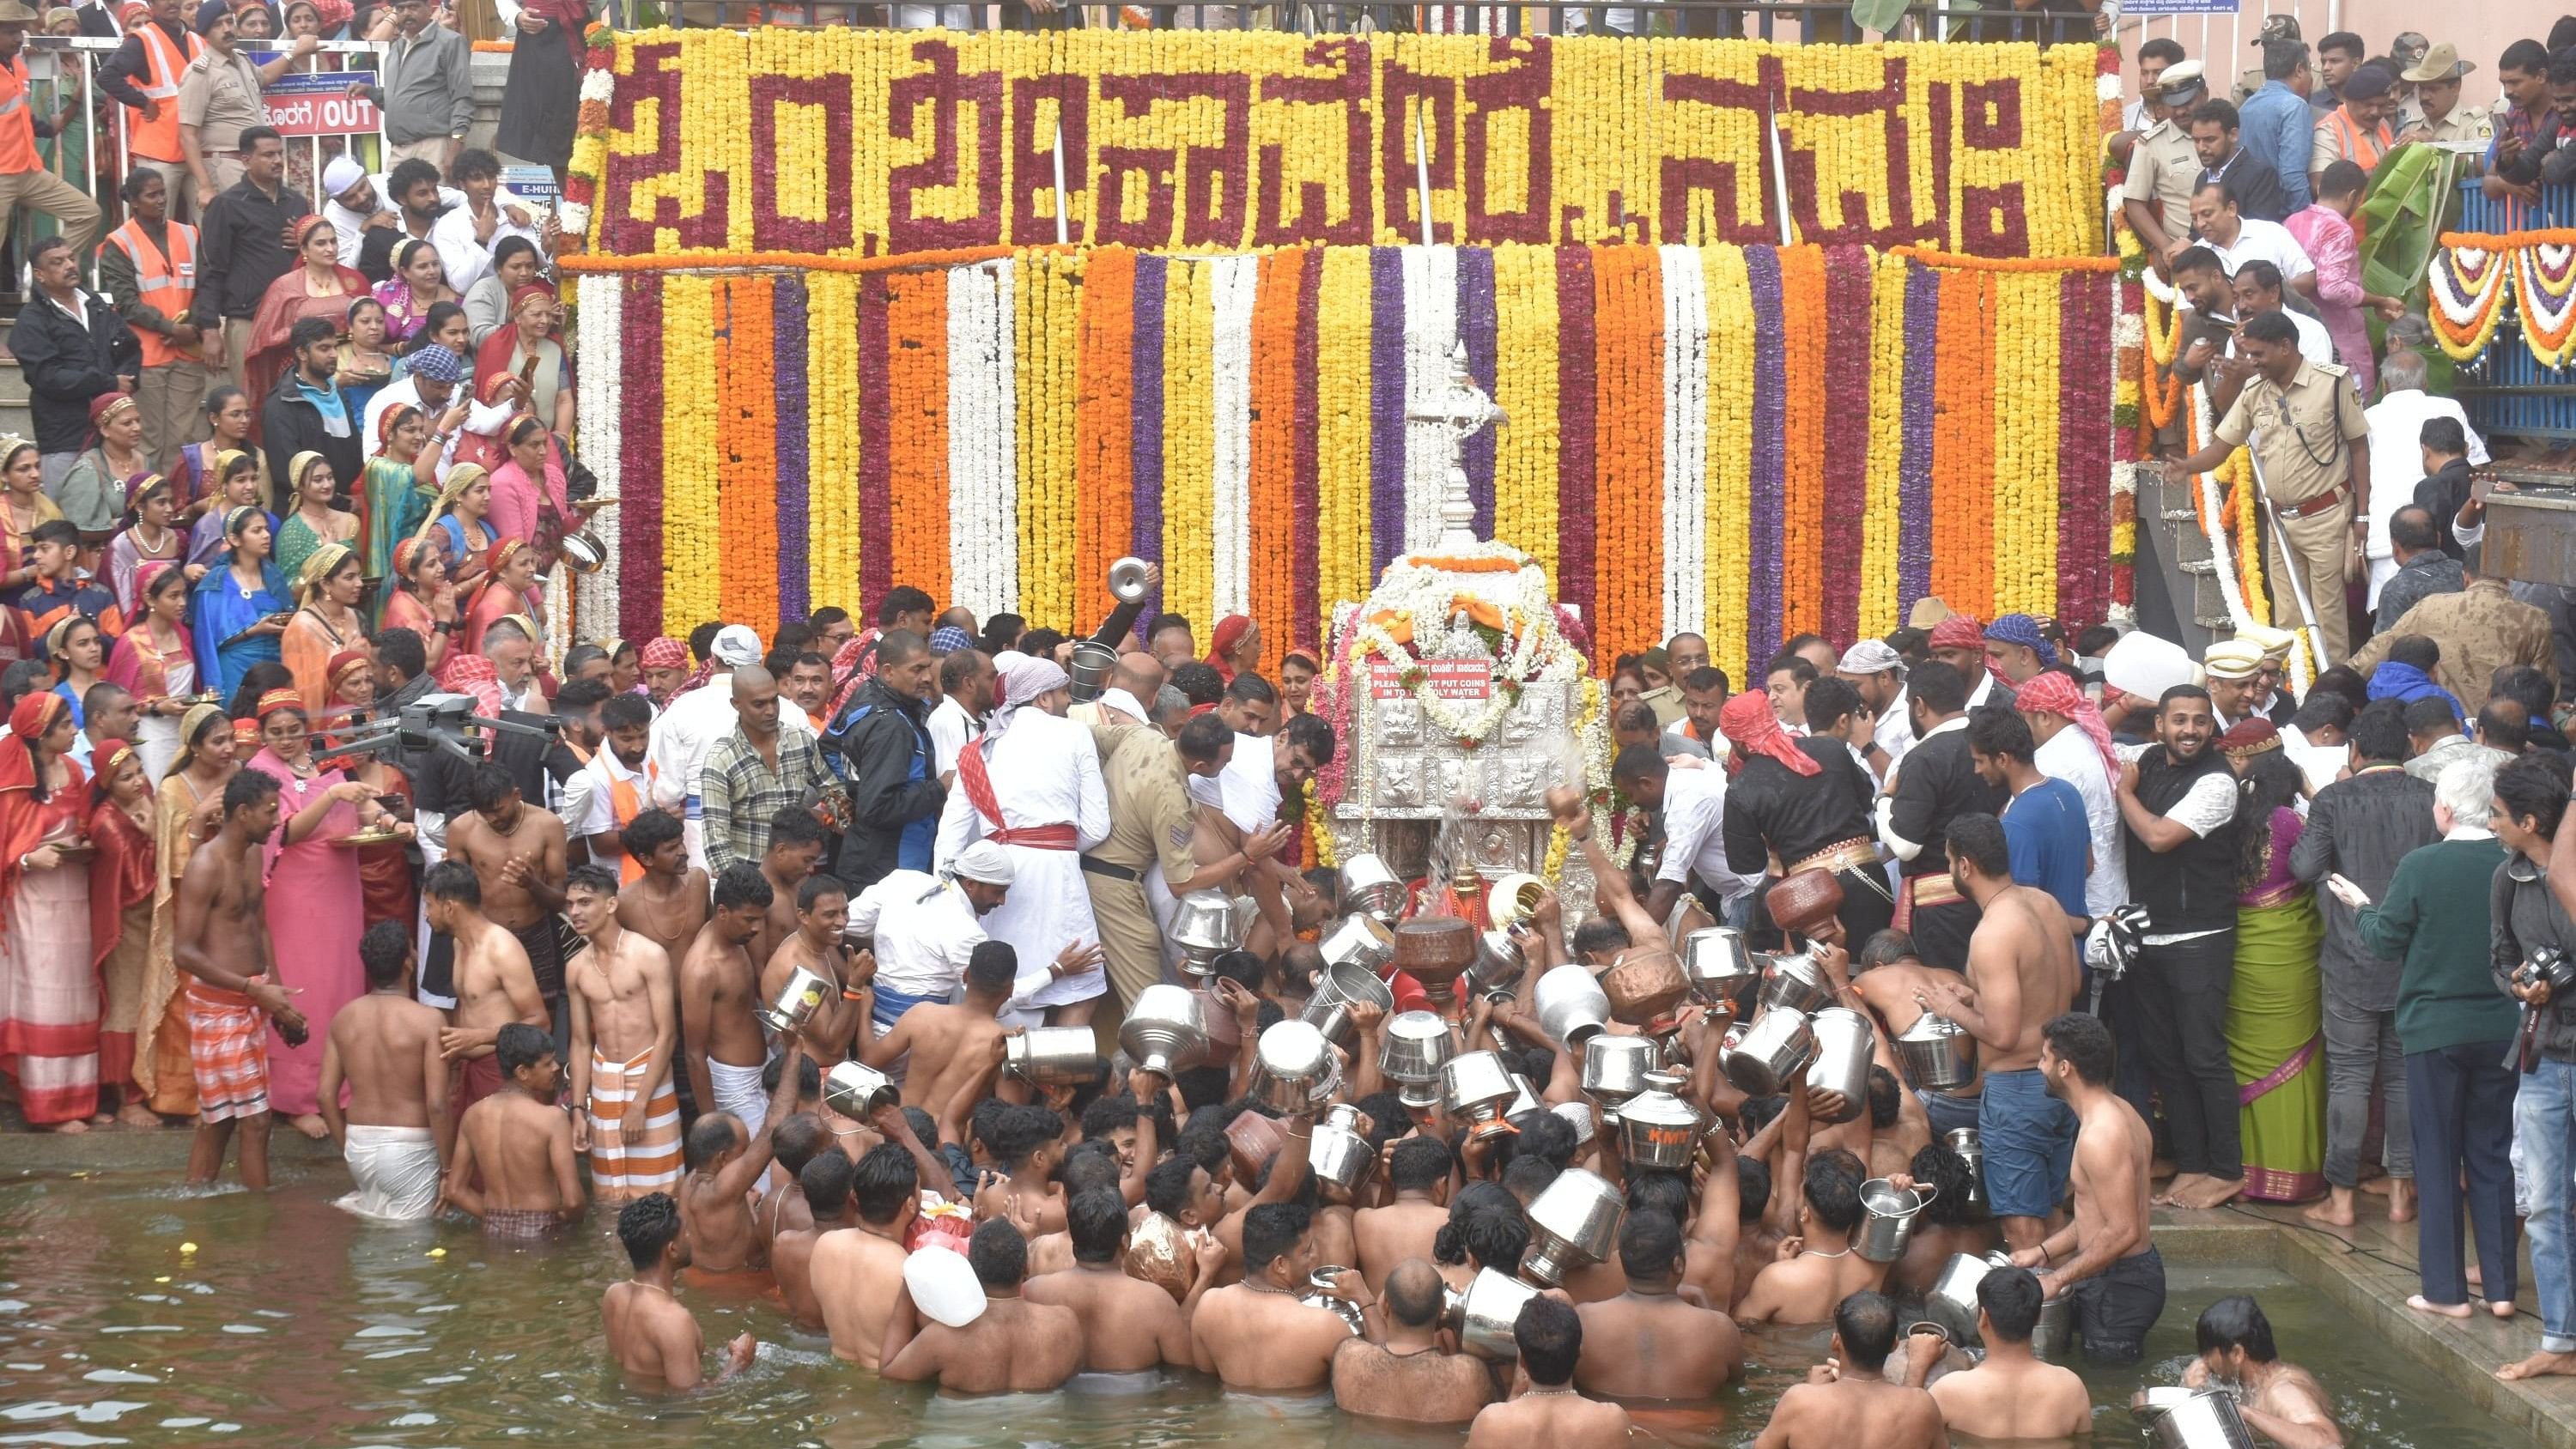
[1407,339,1508,552]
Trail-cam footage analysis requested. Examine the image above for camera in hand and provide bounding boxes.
[2516,947,2575,997]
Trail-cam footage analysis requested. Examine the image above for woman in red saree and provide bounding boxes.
[1205,615,1259,684]
[458,536,538,659]
[0,693,97,1130]
[87,740,159,1126]
[244,217,369,419]
[473,282,575,438]
[326,650,416,931]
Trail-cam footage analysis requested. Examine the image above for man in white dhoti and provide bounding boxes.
[935,658,1113,1024]
[319,921,453,1221]
[646,624,814,870]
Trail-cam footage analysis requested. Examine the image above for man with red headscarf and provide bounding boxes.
[1716,688,1893,948]
[1928,614,2017,712]
[2018,670,2129,925]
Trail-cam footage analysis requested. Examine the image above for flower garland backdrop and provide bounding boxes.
[574,242,2128,682]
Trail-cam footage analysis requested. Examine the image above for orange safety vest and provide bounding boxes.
[0,57,37,175]
[605,758,656,885]
[2323,107,2395,174]
[105,218,200,367]
[126,24,204,165]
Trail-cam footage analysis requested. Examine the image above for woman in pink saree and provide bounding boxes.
[244,218,370,420]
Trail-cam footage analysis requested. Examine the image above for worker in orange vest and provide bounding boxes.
[95,0,204,220]
[2307,62,2397,198]
[97,167,211,474]
[0,0,103,281]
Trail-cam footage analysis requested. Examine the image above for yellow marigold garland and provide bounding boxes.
[659,275,720,631]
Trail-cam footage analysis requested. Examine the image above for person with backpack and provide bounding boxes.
[829,627,944,894]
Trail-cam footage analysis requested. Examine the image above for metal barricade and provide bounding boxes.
[653,1,2095,43]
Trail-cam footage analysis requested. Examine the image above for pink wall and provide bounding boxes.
[2119,0,2547,117]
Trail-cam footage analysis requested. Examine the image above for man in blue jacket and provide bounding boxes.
[2239,38,2318,213]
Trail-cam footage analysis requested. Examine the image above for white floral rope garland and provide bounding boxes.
[1210,254,1258,618]
[1660,244,1709,645]
[947,261,1015,618]
[573,271,623,640]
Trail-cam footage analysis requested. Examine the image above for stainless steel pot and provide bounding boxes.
[1946,1127,1988,1215]
[1317,912,1397,977]
[1339,854,1407,924]
[1523,1167,1624,1286]
[1681,926,1760,1008]
[1807,1007,1876,1120]
[1303,957,1397,1049]
[1534,964,1613,1049]
[1308,1105,1376,1195]
[1300,1266,1365,1336]
[1758,952,1834,1016]
[1119,984,1211,1077]
[2031,1290,2074,1361]
[1379,1009,1455,1108]
[2132,1388,2258,1449]
[1169,888,1243,978]
[1722,1008,1816,1096]
[756,964,834,1035]
[1612,1089,1704,1171]
[1893,1013,1978,1091]
[1924,1251,2002,1344]
[1581,1035,1660,1105]
[1249,1019,1340,1115]
[1003,1027,1105,1086]
[1067,639,1118,703]
[820,1060,896,1119]
[1854,1176,1940,1264]
[1446,1267,1541,1360]
[1466,930,1524,1002]
[1441,1050,1518,1137]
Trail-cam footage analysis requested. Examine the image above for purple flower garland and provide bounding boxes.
[1745,245,1786,663]
[1369,246,1406,576]
[773,274,811,622]
[1897,263,1940,613]
[1130,255,1169,632]
[1457,246,1499,538]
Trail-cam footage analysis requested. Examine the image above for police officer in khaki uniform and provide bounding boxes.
[2162,311,2373,665]
[1080,712,1249,1014]
[2396,44,2495,146]
[2122,60,2208,267]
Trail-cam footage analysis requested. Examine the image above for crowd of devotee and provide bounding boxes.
[0,2,2573,1442]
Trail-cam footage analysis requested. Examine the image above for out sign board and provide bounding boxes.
[259,70,381,138]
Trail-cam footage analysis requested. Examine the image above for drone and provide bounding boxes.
[309,692,560,769]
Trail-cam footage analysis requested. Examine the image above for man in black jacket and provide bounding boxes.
[259,315,361,497]
[190,124,307,389]
[7,235,138,488]
[1876,660,2007,970]
[833,627,945,893]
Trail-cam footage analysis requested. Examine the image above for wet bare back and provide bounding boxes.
[809,1225,912,1367]
[328,994,446,1128]
[1024,1265,1192,1373]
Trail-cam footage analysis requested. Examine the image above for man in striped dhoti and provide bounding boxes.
[564,864,682,1203]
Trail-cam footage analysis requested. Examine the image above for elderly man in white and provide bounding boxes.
[846,842,1067,1040]
[935,656,1113,1025]
[2361,348,2488,611]
[646,623,812,869]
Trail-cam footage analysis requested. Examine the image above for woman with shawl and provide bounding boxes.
[107,561,202,782]
[0,437,64,594]
[189,506,292,702]
[0,693,98,1129]
[245,216,368,413]
[273,451,356,585]
[380,537,458,675]
[2221,720,2329,1203]
[87,740,159,1126]
[104,474,194,621]
[279,542,364,713]
[419,463,497,592]
[373,239,458,345]
[55,394,148,550]
[459,537,539,658]
[184,452,270,569]
[358,404,447,623]
[132,706,236,1117]
[1203,615,1259,685]
[473,282,575,438]
[246,686,401,1135]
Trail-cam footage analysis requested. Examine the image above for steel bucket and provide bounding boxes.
[1485,871,1546,931]
[1301,1266,1365,1336]
[1947,1127,1988,1215]
[1303,957,1396,1049]
[1445,1267,1542,1360]
[756,963,834,1035]
[1378,1010,1455,1108]
[820,1060,896,1119]
[1523,1167,1624,1286]
[1441,1049,1518,1137]
[1067,639,1118,703]
[1308,1105,1376,1194]
[1758,952,1834,1016]
[1722,1008,1816,1096]
[1612,1089,1704,1171]
[1249,1019,1340,1115]
[1466,930,1524,1002]
[1582,1035,1660,1105]
[1169,888,1242,978]
[1894,1013,1978,1092]
[1119,983,1210,1077]
[1807,1007,1875,1121]
[1681,926,1760,1008]
[1338,854,1407,924]
[1317,912,1396,976]
[1004,1027,1104,1086]
[2031,1291,2075,1361]
[1534,965,1613,1049]
[2133,1388,2259,1449]
[1925,1251,2002,1343]
[1854,1177,1939,1264]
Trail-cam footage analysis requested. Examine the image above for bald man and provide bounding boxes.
[697,666,836,881]
[1072,652,1166,729]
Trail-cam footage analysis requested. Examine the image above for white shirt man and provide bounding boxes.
[427,191,543,296]
[1656,764,1765,917]
[926,693,976,779]
[645,630,814,868]
[2360,380,2488,607]
[2220,306,2333,369]
[1190,730,1280,834]
[2117,741,2239,947]
[846,858,1063,1028]
[574,746,655,859]
[2207,215,2314,288]
[2032,721,2128,921]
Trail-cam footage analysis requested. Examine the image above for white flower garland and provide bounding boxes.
[1346,549,1587,742]
[573,272,623,638]
[2107,302,2143,628]
[947,262,1014,618]
[1210,254,1258,618]
[1659,245,1707,643]
[2427,246,2500,328]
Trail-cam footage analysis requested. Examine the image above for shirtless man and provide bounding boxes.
[677,1033,813,1274]
[445,763,570,1046]
[1355,1137,1455,1297]
[1576,1210,1743,1399]
[1840,930,1984,1137]
[602,1191,756,1390]
[1917,813,2078,1252]
[1191,1201,1381,1391]
[759,875,866,1066]
[564,864,681,1203]
[443,1023,583,1238]
[678,862,776,1140]
[319,921,451,1220]
[752,808,829,971]
[1464,1296,1632,1449]
[173,771,301,1191]
[774,1148,850,1331]
[1753,1291,1948,1449]
[1737,1105,1886,1326]
[1024,1186,1218,1374]
[424,861,549,1119]
[1907,1265,2089,1440]
[2174,1294,2342,1448]
[811,1141,927,1368]
[616,809,709,977]
[882,1219,1083,1393]
[854,940,1063,1119]
[2011,1012,2166,1365]
[1333,1258,1493,1424]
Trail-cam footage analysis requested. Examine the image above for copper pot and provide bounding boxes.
[1598,947,1689,1026]
[1765,866,1846,937]
[1224,1110,1289,1183]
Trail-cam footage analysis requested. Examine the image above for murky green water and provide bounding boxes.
[0,1162,2527,1446]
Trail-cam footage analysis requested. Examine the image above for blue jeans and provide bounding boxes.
[2516,1056,2576,1351]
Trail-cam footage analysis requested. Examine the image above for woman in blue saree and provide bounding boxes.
[189,507,292,703]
